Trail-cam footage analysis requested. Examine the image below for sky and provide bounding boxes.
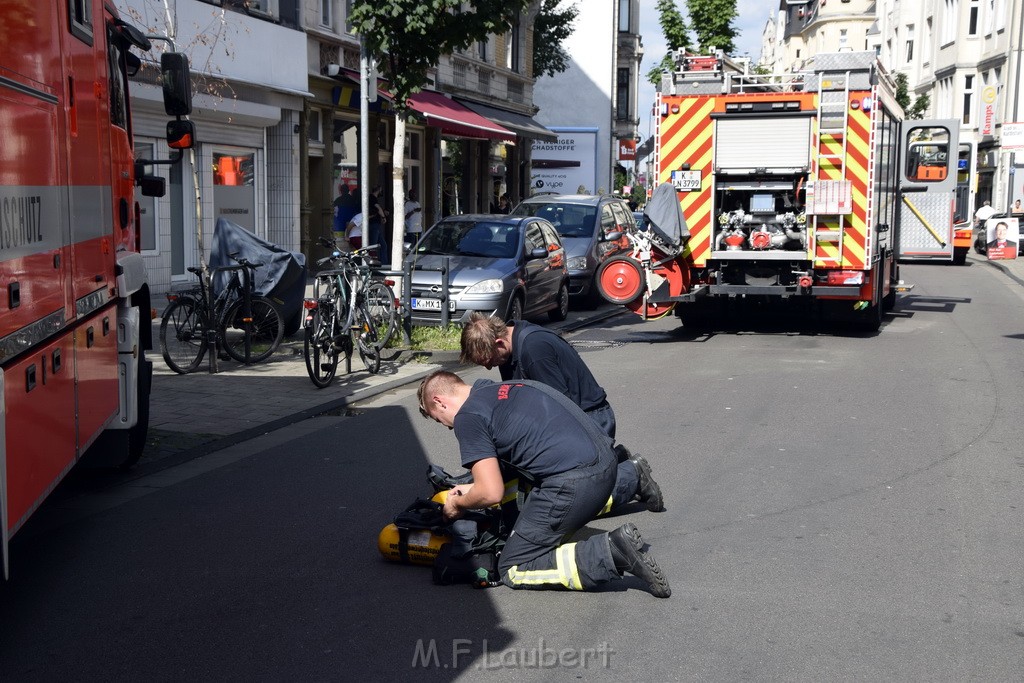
[636,0,774,141]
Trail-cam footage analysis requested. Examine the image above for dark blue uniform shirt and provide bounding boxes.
[498,321,607,412]
[454,379,597,480]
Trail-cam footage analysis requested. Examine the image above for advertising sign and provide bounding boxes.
[986,217,1019,261]
[618,138,637,161]
[980,86,997,136]
[1003,122,1024,150]
[531,129,597,195]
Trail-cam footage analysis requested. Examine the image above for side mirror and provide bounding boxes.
[167,119,195,150]
[138,175,166,197]
[529,247,548,260]
[161,52,193,117]
[604,230,623,242]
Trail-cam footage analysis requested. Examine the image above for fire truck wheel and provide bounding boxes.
[854,274,884,332]
[122,355,152,469]
[596,255,644,305]
[952,246,968,266]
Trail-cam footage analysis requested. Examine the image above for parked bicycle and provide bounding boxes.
[303,242,390,387]
[160,255,285,374]
[321,236,402,346]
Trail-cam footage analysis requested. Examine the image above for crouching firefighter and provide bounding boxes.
[417,370,672,598]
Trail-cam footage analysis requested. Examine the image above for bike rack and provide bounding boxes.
[399,257,452,329]
[204,262,253,374]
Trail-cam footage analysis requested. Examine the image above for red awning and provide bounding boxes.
[407,91,515,142]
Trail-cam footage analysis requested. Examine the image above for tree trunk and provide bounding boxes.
[390,110,408,282]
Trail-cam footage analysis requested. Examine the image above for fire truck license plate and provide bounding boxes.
[672,170,701,191]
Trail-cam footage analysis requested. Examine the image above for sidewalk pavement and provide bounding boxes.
[141,275,465,472]
[142,325,458,471]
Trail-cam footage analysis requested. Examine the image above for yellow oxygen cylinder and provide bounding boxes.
[377,524,449,565]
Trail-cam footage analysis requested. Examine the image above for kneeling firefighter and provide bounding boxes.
[416,370,671,598]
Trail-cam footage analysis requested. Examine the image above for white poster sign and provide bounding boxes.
[1002,122,1024,150]
[531,130,597,195]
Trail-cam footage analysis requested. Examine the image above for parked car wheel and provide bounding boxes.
[507,295,524,322]
[548,282,569,322]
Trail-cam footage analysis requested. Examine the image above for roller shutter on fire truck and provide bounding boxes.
[714,117,813,172]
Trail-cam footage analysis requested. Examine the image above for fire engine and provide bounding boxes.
[1,0,194,576]
[597,51,962,329]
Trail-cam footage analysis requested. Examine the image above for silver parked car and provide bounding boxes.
[405,215,569,325]
[511,194,635,306]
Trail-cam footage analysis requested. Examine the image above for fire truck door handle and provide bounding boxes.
[94,274,104,282]
[119,198,129,229]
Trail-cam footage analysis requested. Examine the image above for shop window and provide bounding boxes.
[213,150,257,232]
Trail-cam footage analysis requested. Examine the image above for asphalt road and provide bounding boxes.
[2,258,1023,681]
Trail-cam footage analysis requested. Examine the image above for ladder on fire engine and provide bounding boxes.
[813,71,852,265]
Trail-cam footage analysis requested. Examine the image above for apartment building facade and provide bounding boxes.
[119,0,307,296]
[532,0,643,196]
[764,0,1024,214]
[120,0,553,285]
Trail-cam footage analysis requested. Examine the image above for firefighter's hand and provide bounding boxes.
[442,489,465,522]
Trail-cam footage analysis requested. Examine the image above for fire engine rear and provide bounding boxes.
[597,51,961,329]
[1,0,194,576]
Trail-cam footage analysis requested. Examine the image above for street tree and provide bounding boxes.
[349,0,531,268]
[894,72,931,120]
[686,0,737,56]
[646,0,692,86]
[533,0,578,78]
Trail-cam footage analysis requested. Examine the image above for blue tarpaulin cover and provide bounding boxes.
[210,218,307,334]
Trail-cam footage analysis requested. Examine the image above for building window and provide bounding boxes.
[924,18,932,61]
[344,0,355,33]
[618,0,630,32]
[308,109,323,144]
[968,0,979,35]
[942,0,958,43]
[479,69,492,96]
[505,18,520,72]
[905,25,914,62]
[320,0,332,28]
[453,61,467,89]
[616,67,630,120]
[508,79,523,104]
[478,39,488,62]
[963,74,974,125]
[839,28,848,51]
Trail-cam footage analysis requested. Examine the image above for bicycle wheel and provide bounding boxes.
[353,304,381,374]
[160,298,207,374]
[303,305,340,388]
[363,280,399,348]
[221,296,284,364]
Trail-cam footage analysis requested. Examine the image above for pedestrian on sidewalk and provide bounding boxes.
[404,188,422,242]
[417,370,671,598]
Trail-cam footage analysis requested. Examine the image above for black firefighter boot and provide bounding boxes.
[630,455,665,512]
[608,523,671,598]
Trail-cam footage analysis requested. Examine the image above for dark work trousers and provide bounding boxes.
[499,446,622,591]
[585,400,616,441]
[368,219,389,266]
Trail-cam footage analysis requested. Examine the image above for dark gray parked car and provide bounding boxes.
[511,194,635,305]
[405,214,569,325]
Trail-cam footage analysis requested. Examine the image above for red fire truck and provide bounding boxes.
[598,51,961,330]
[1,0,194,575]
